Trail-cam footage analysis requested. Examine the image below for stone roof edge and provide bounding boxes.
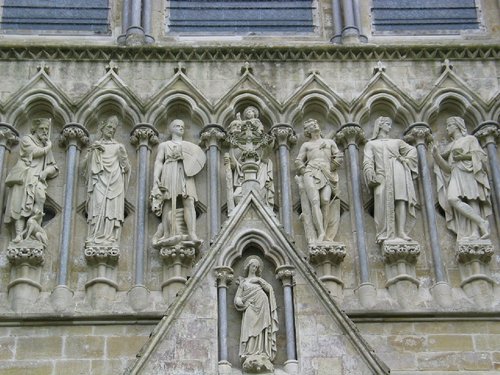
[0,44,497,62]
[126,191,390,374]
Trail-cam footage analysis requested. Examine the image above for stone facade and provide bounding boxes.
[0,1,499,374]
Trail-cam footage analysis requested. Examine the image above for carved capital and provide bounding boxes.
[382,240,421,264]
[7,241,44,266]
[58,123,90,149]
[275,265,295,287]
[472,121,500,148]
[214,266,234,288]
[199,124,225,149]
[159,243,197,267]
[271,124,297,149]
[308,242,347,266]
[403,122,433,146]
[335,123,366,149]
[456,240,494,264]
[0,123,19,149]
[84,243,120,266]
[130,123,159,148]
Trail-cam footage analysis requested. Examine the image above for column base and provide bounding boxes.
[218,361,232,374]
[430,281,453,308]
[355,282,377,309]
[51,285,74,312]
[128,284,150,311]
[284,359,299,374]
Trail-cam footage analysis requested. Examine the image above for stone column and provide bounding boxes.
[308,242,346,301]
[330,0,343,44]
[473,121,500,232]
[271,124,297,235]
[0,123,19,229]
[51,123,89,311]
[404,123,452,307]
[341,0,360,43]
[335,123,376,308]
[276,265,298,375]
[160,243,197,303]
[128,124,159,311]
[200,125,225,239]
[214,266,234,374]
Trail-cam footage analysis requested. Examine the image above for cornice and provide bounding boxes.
[0,44,498,62]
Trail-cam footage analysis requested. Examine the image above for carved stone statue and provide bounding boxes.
[432,116,491,241]
[363,116,418,243]
[224,106,274,210]
[82,115,130,246]
[151,119,206,247]
[295,119,343,243]
[234,256,278,373]
[5,118,59,245]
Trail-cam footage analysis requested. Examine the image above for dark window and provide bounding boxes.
[372,0,480,33]
[167,0,314,34]
[1,0,110,33]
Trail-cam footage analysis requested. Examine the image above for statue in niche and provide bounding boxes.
[234,256,278,373]
[295,118,343,243]
[362,116,418,243]
[150,119,206,247]
[224,106,274,210]
[5,118,59,246]
[82,115,130,247]
[432,116,491,241]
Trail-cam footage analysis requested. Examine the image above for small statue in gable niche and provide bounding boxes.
[363,116,418,243]
[150,119,206,247]
[432,116,491,241]
[5,118,59,246]
[234,256,278,373]
[295,119,343,243]
[224,106,275,210]
[82,115,130,247]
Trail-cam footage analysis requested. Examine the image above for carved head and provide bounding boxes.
[446,116,467,136]
[99,115,119,138]
[243,106,259,120]
[169,119,185,138]
[371,116,392,139]
[31,118,51,142]
[303,118,321,138]
[243,256,264,276]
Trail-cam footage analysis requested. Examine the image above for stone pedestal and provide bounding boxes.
[308,242,346,301]
[456,240,495,307]
[382,240,420,308]
[84,243,120,309]
[159,242,197,303]
[6,240,44,311]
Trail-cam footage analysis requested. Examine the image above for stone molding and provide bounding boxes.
[473,121,500,147]
[6,241,44,267]
[308,242,347,266]
[159,243,197,266]
[275,265,295,287]
[0,45,498,62]
[0,123,19,148]
[271,124,297,150]
[58,123,90,149]
[129,123,159,148]
[403,122,434,146]
[214,266,234,288]
[335,123,366,148]
[199,124,225,149]
[456,240,494,264]
[84,243,120,266]
[382,240,421,264]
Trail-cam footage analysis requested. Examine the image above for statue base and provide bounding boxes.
[308,242,346,301]
[6,240,44,312]
[456,239,495,307]
[242,354,274,374]
[382,239,421,308]
[84,243,120,309]
[159,241,198,304]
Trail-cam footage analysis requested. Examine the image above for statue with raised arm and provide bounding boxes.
[150,119,206,247]
[295,119,343,243]
[363,116,418,243]
[234,256,278,373]
[82,115,130,246]
[5,118,58,246]
[432,116,491,241]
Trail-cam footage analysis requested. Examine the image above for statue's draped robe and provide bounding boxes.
[434,135,491,239]
[84,140,130,244]
[235,277,278,361]
[363,138,418,243]
[5,134,58,223]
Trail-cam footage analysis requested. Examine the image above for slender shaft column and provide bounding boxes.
[142,0,155,44]
[123,0,146,45]
[128,124,159,311]
[336,124,376,308]
[352,0,367,42]
[271,124,297,235]
[118,0,131,44]
[404,123,452,307]
[200,125,225,239]
[473,121,500,230]
[52,124,89,310]
[130,0,142,29]
[341,0,360,43]
[331,0,343,43]
[276,265,298,374]
[215,266,234,373]
[0,123,19,229]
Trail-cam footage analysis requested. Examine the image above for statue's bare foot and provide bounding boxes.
[399,233,412,241]
[12,235,22,243]
[317,232,325,242]
[479,220,490,239]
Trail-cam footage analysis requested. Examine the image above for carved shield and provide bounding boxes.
[182,141,206,176]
